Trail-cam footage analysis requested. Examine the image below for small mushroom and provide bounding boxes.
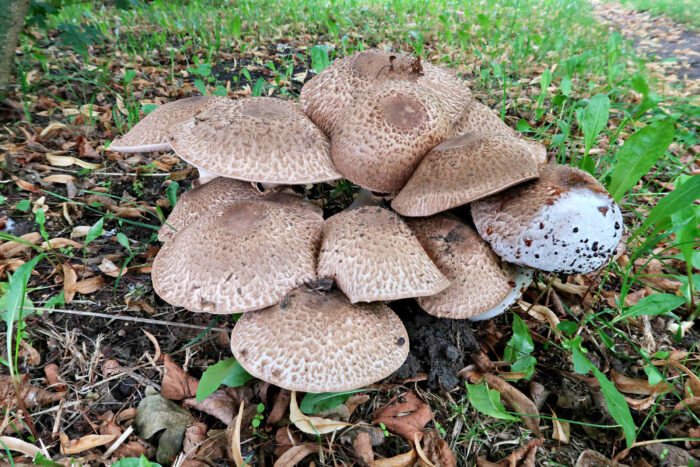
[450,99,547,164]
[166,97,341,184]
[300,48,471,135]
[318,206,449,303]
[471,164,624,274]
[331,80,451,193]
[158,178,261,242]
[230,287,409,393]
[392,133,540,217]
[408,215,533,320]
[152,196,323,313]
[109,96,229,153]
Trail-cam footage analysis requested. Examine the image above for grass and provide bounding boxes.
[617,0,700,30]
[0,0,698,464]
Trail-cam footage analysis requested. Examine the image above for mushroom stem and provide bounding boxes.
[348,188,383,210]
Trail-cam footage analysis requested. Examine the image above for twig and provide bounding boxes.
[101,425,134,459]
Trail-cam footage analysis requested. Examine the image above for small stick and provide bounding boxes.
[101,425,134,460]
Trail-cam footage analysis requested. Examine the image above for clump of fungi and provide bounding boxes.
[111,49,624,393]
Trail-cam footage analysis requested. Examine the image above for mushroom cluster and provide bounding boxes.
[111,49,624,393]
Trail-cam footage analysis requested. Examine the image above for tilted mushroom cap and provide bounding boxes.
[471,164,623,274]
[230,287,409,393]
[392,133,540,217]
[166,97,342,184]
[158,178,260,242]
[331,80,452,193]
[152,196,323,313]
[318,206,450,303]
[300,48,471,135]
[110,96,229,153]
[408,215,533,320]
[450,99,547,164]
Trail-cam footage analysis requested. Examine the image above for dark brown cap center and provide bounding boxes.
[381,95,427,130]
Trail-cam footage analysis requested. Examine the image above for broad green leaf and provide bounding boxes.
[116,232,132,253]
[300,389,369,414]
[466,383,519,421]
[638,175,700,235]
[571,344,592,375]
[576,94,610,172]
[560,76,572,97]
[16,199,31,211]
[613,294,685,323]
[557,321,578,337]
[194,79,207,95]
[141,104,158,115]
[310,45,331,73]
[111,455,162,467]
[644,366,663,386]
[607,121,675,201]
[86,217,104,245]
[166,181,179,209]
[591,366,636,447]
[197,357,253,401]
[672,205,698,273]
[33,453,65,467]
[251,78,265,97]
[503,314,536,379]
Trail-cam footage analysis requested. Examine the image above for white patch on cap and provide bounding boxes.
[491,188,623,273]
[469,267,533,321]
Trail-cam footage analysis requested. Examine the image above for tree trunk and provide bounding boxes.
[0,0,30,102]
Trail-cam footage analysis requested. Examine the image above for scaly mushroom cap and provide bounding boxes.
[392,133,540,217]
[152,196,323,313]
[450,99,547,164]
[158,178,261,242]
[471,164,623,274]
[230,287,409,393]
[318,206,450,303]
[300,49,471,135]
[331,80,452,193]
[408,215,532,320]
[166,97,342,184]
[110,96,229,153]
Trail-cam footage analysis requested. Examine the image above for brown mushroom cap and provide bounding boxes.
[230,287,409,393]
[166,97,341,184]
[450,99,547,164]
[331,80,452,193]
[300,49,471,135]
[158,178,261,242]
[318,206,450,303]
[392,133,540,217]
[407,215,531,319]
[152,196,323,313]
[471,164,624,274]
[110,96,229,153]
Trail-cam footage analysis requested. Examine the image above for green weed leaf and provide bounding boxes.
[466,382,519,421]
[591,366,635,447]
[613,294,685,323]
[503,314,536,379]
[576,94,610,172]
[166,181,179,209]
[638,175,700,236]
[196,357,253,401]
[252,78,265,97]
[300,389,369,414]
[310,45,331,73]
[86,217,105,245]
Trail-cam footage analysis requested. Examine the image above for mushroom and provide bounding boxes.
[392,133,540,217]
[230,287,409,393]
[449,99,547,164]
[300,48,471,135]
[471,164,624,273]
[158,177,261,242]
[166,97,342,184]
[109,96,229,153]
[317,205,450,303]
[407,215,533,320]
[331,80,451,193]
[151,195,323,313]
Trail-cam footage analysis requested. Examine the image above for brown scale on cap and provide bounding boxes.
[392,133,540,217]
[230,287,409,393]
[300,49,471,135]
[151,196,323,313]
[157,178,261,242]
[331,80,452,193]
[110,96,230,153]
[166,97,341,184]
[407,215,520,319]
[449,99,547,164]
[317,206,450,303]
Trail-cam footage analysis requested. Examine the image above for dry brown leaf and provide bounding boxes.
[476,439,541,467]
[0,232,41,259]
[0,376,66,409]
[353,431,375,464]
[369,447,417,467]
[62,264,77,303]
[625,395,657,411]
[43,174,77,184]
[41,238,83,250]
[184,390,236,425]
[71,275,104,294]
[11,174,40,193]
[519,301,561,329]
[267,389,291,428]
[552,278,588,295]
[372,392,432,442]
[551,411,570,444]
[102,359,122,377]
[674,397,700,415]
[77,135,100,159]
[669,362,700,397]
[60,433,116,455]
[0,436,42,459]
[40,122,68,137]
[161,355,198,400]
[274,426,302,457]
[414,433,436,467]
[346,394,370,417]
[575,449,627,467]
[273,442,320,467]
[19,340,40,366]
[99,257,123,277]
[420,431,457,467]
[44,363,66,391]
[46,154,101,169]
[483,374,540,437]
[610,370,671,395]
[229,401,245,467]
[289,391,351,435]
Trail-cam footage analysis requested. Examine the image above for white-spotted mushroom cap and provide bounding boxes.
[230,287,409,393]
[152,196,323,313]
[317,206,450,303]
[331,80,452,193]
[300,48,471,135]
[110,96,229,153]
[471,164,624,274]
[166,97,342,184]
[158,177,260,242]
[450,99,547,164]
[392,133,540,217]
[408,215,532,320]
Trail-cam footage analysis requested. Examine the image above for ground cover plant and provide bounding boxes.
[0,0,698,465]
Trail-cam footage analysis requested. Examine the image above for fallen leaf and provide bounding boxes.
[610,370,670,395]
[19,340,40,366]
[44,363,66,391]
[62,264,77,303]
[289,391,351,435]
[71,275,104,294]
[274,442,320,467]
[551,410,570,444]
[482,374,540,437]
[77,135,100,159]
[41,238,83,250]
[0,436,42,459]
[229,401,245,467]
[134,394,194,465]
[43,174,77,184]
[40,122,68,137]
[674,397,700,415]
[275,426,302,457]
[0,232,41,259]
[369,447,417,467]
[414,432,436,467]
[0,375,66,409]
[11,175,39,193]
[162,354,199,400]
[372,392,432,442]
[60,433,116,455]
[267,389,291,429]
[575,449,627,467]
[46,153,100,169]
[353,431,374,464]
[669,362,700,397]
[420,430,456,467]
[99,257,123,277]
[476,439,541,466]
[184,390,237,425]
